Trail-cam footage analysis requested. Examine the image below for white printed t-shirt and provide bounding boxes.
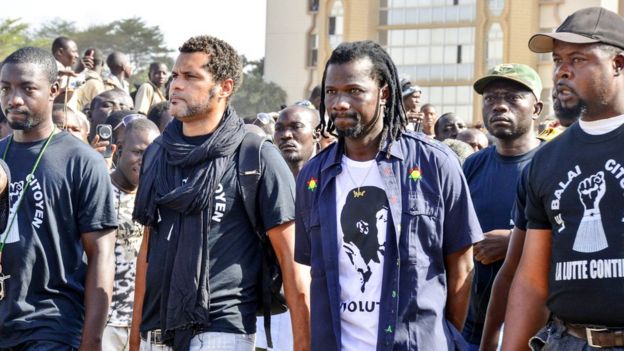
[335,155,389,350]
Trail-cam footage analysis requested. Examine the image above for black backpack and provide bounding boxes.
[237,132,288,349]
[140,132,287,348]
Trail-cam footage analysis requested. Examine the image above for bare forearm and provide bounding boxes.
[502,228,551,351]
[268,222,311,351]
[502,277,549,351]
[130,228,150,351]
[481,227,527,351]
[81,230,116,351]
[282,261,311,351]
[445,246,474,331]
[480,266,514,351]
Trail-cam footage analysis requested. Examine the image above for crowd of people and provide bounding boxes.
[0,5,622,351]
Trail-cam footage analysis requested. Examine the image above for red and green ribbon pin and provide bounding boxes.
[409,167,422,181]
[307,177,318,191]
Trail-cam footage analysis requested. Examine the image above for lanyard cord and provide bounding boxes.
[0,128,56,254]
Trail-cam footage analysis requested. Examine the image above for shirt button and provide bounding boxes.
[385,325,393,333]
[392,290,397,298]
[396,259,400,266]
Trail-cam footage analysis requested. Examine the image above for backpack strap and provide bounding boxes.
[238,132,267,239]
[237,131,281,348]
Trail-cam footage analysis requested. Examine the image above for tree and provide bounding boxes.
[0,18,34,59]
[232,57,287,118]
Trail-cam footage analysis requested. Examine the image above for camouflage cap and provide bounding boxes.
[473,63,542,99]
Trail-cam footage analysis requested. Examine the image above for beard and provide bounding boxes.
[554,97,583,126]
[172,87,218,120]
[333,111,364,138]
[6,110,38,131]
[331,101,382,139]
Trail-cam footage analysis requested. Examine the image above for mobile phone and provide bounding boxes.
[96,124,114,158]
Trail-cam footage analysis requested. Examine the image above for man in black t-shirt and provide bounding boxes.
[0,47,118,350]
[504,7,624,350]
[131,36,310,351]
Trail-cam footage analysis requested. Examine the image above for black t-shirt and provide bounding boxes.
[140,138,296,334]
[0,132,118,348]
[461,145,536,344]
[526,123,624,325]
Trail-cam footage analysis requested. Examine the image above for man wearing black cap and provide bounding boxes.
[505,7,624,350]
[400,79,423,131]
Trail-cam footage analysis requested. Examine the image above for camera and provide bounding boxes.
[96,124,114,158]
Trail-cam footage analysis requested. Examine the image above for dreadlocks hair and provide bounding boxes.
[179,35,243,97]
[318,40,407,156]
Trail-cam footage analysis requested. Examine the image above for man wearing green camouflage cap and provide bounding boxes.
[461,63,543,351]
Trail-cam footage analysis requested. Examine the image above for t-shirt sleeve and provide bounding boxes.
[512,163,530,231]
[525,157,552,230]
[440,155,483,254]
[76,151,118,233]
[257,143,296,230]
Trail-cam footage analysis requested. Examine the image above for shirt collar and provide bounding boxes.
[320,134,405,174]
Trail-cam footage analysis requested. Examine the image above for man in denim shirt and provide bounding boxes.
[294,41,483,351]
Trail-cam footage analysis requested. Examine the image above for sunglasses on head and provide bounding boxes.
[294,100,317,110]
[114,114,145,131]
[255,113,273,125]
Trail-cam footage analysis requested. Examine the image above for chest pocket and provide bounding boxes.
[307,210,325,278]
[403,188,442,265]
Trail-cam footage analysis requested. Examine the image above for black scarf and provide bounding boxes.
[133,106,246,349]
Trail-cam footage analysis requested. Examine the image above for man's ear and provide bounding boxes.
[380,85,389,105]
[218,79,235,99]
[614,53,624,76]
[533,100,544,119]
[49,81,60,101]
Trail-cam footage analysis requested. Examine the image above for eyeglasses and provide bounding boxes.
[294,99,317,110]
[255,113,273,125]
[113,114,145,130]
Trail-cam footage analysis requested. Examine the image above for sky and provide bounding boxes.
[6,0,267,60]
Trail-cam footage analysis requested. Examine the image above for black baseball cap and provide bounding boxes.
[529,7,624,53]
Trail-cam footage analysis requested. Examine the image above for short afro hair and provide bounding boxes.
[2,47,58,84]
[179,35,243,96]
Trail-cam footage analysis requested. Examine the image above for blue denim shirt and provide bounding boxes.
[295,132,483,351]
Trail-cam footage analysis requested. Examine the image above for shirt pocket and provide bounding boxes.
[307,213,326,278]
[403,189,441,266]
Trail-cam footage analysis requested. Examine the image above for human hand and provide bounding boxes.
[578,171,605,211]
[406,111,424,124]
[474,229,511,265]
[81,51,95,70]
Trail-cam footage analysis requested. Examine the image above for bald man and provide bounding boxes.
[274,105,320,179]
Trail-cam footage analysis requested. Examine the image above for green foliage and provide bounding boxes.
[232,57,287,118]
[0,18,33,59]
[0,16,173,87]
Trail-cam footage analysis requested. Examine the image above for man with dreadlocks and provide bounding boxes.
[294,40,483,350]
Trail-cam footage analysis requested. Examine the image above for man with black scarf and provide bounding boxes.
[130,36,310,351]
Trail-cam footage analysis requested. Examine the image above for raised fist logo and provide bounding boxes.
[573,171,608,253]
[577,171,606,211]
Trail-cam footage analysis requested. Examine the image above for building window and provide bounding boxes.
[308,34,319,67]
[309,0,319,12]
[486,23,504,68]
[328,0,344,49]
[420,85,474,123]
[488,0,505,16]
[382,27,475,82]
[379,0,477,25]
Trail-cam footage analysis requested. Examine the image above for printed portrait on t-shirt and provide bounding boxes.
[340,186,388,292]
